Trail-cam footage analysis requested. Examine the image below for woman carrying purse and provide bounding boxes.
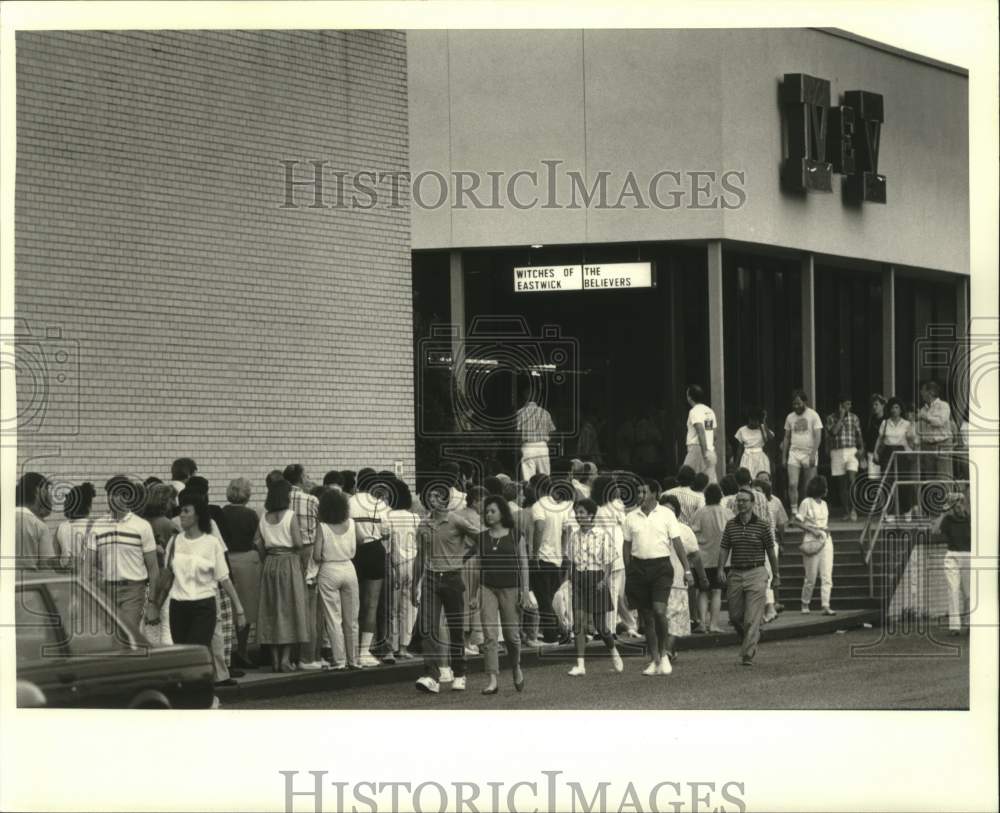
[788,476,836,616]
[146,491,246,658]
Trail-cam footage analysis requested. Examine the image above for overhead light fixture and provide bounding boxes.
[530,244,544,249]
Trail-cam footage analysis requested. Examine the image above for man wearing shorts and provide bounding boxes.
[682,385,718,483]
[782,390,823,510]
[825,396,864,521]
[516,386,556,481]
[623,478,693,675]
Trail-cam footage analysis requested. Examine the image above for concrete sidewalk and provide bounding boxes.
[217,607,880,703]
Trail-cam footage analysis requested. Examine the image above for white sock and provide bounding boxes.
[360,632,373,654]
[576,657,585,669]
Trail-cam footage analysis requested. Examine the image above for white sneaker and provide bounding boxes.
[358,653,381,668]
[801,607,811,614]
[298,661,324,672]
[451,676,466,691]
[568,664,586,676]
[210,696,221,709]
[415,676,439,694]
[611,649,624,673]
[642,661,659,676]
[658,656,673,675]
[439,667,454,683]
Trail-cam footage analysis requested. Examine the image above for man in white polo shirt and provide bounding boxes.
[517,385,556,481]
[624,478,694,675]
[88,475,160,636]
[683,385,718,483]
[782,390,823,510]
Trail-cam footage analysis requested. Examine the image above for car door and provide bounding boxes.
[42,579,145,707]
[15,584,73,706]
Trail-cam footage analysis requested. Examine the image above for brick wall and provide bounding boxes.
[14,30,414,513]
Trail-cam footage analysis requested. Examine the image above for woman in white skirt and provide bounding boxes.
[313,489,359,670]
[733,407,773,480]
[789,476,835,615]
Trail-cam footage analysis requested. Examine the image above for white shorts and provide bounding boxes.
[520,442,551,480]
[787,448,815,471]
[683,445,718,483]
[830,447,859,476]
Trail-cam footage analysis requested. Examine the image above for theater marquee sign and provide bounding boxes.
[780,73,886,204]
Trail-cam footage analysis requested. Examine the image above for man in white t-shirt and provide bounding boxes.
[782,390,823,510]
[530,471,576,644]
[682,385,718,483]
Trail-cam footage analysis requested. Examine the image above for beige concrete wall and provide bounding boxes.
[409,28,969,274]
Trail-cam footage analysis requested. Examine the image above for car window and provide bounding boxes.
[44,580,133,655]
[15,587,62,662]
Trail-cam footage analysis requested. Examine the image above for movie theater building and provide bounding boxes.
[408,28,970,476]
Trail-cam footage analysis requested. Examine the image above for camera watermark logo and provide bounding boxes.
[914,318,998,448]
[1,318,81,438]
[416,316,581,441]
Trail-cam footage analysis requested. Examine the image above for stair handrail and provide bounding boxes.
[859,449,969,598]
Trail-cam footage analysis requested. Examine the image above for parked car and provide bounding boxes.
[15,570,214,709]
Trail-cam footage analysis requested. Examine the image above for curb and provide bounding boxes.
[217,609,882,703]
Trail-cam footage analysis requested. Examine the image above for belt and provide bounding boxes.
[102,578,147,587]
[318,559,352,564]
[429,569,462,577]
[266,547,297,556]
[729,564,764,572]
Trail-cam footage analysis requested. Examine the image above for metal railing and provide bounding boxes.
[857,449,970,598]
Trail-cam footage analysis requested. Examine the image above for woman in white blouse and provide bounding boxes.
[787,476,835,615]
[566,498,623,676]
[147,492,245,652]
[875,397,917,513]
[313,488,359,670]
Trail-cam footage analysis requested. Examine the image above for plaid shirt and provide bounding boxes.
[516,401,556,443]
[289,486,319,546]
[826,411,862,450]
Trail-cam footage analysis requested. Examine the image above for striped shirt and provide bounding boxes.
[290,486,319,546]
[516,401,556,443]
[719,513,771,570]
[568,526,613,571]
[87,512,157,581]
[826,411,863,449]
[664,486,705,526]
[349,491,390,544]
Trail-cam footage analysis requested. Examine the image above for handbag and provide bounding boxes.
[799,533,827,556]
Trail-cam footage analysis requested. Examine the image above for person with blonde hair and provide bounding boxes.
[223,477,261,668]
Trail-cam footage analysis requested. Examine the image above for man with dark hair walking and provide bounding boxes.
[683,385,718,483]
[623,478,694,675]
[782,390,823,510]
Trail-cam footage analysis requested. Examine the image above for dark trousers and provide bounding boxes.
[418,570,467,680]
[531,560,565,643]
[169,597,217,650]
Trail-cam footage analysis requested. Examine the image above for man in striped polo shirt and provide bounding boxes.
[87,475,160,636]
[718,487,780,666]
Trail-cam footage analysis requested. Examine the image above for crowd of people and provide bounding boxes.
[12,380,971,701]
